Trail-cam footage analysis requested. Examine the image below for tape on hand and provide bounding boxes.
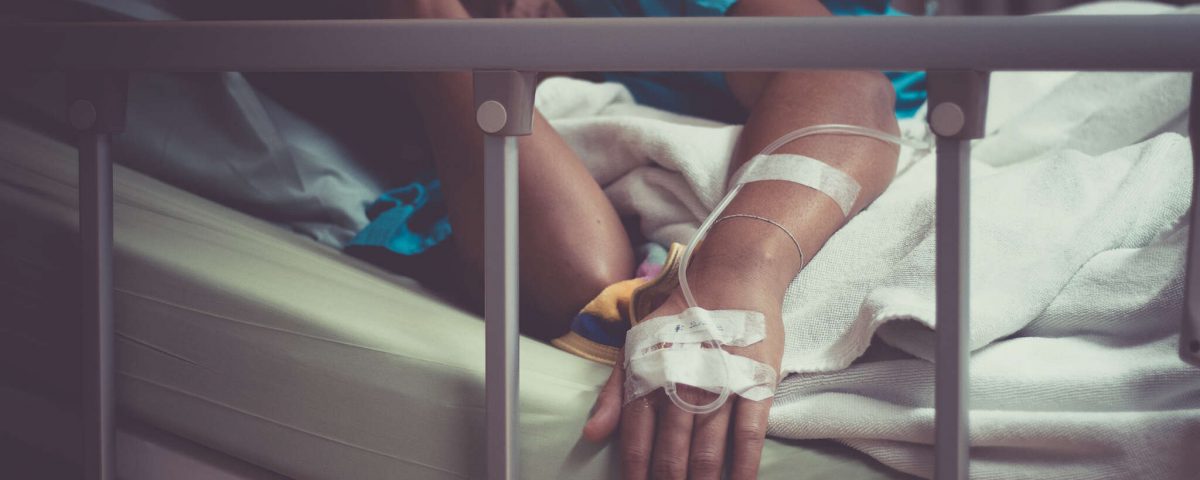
[623,307,777,413]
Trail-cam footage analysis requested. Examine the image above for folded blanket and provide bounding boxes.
[536,4,1200,474]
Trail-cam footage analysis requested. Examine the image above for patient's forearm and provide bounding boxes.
[698,69,901,301]
[678,0,903,301]
[381,0,634,336]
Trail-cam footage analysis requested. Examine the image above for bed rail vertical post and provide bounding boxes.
[927,70,989,480]
[475,70,537,480]
[1183,72,1200,367]
[68,72,127,480]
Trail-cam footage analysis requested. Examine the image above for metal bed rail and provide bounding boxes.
[2,15,1199,480]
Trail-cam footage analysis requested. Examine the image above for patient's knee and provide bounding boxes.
[522,248,632,339]
[569,254,632,302]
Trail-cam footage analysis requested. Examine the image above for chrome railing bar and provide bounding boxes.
[476,70,536,480]
[68,72,127,480]
[928,70,990,479]
[1182,72,1200,367]
[3,16,1200,72]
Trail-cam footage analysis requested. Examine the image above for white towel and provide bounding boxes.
[771,132,1198,479]
[536,39,1199,480]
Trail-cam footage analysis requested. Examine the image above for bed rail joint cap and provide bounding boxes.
[66,72,127,134]
[474,70,537,137]
[927,70,990,140]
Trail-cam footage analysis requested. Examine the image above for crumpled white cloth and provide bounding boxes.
[535,4,1200,477]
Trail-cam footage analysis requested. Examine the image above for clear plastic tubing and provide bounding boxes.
[678,124,929,308]
[662,124,928,415]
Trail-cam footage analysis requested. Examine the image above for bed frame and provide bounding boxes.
[2,13,1199,480]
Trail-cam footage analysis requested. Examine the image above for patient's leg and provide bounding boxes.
[382,0,635,339]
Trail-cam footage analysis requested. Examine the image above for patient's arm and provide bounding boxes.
[583,1,902,478]
[380,0,634,339]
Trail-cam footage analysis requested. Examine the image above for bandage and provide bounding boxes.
[624,123,930,413]
[731,154,861,217]
[624,308,777,413]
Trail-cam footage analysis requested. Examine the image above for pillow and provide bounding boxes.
[3,71,386,247]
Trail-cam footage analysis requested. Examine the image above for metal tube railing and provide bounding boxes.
[1184,74,1200,368]
[65,72,127,480]
[927,70,989,479]
[483,134,520,479]
[934,135,970,478]
[77,130,115,480]
[3,15,1198,480]
[475,70,537,480]
[3,16,1200,72]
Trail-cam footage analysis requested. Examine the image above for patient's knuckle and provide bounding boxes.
[623,445,652,467]
[601,372,622,397]
[675,384,713,405]
[689,449,724,476]
[733,424,766,448]
[626,394,655,413]
[651,455,688,479]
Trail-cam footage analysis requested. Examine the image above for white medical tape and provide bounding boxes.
[624,347,778,404]
[625,307,764,353]
[623,307,778,406]
[730,154,861,218]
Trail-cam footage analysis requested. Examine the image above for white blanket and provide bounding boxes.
[535,5,1200,477]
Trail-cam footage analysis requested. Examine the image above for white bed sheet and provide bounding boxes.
[0,118,904,479]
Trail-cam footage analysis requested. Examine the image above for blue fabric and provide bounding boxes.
[570,312,631,347]
[822,0,890,15]
[348,178,452,256]
[565,0,927,120]
[567,0,738,17]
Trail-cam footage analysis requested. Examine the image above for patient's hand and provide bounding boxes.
[583,272,786,480]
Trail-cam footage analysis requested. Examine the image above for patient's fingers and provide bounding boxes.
[583,358,625,442]
[729,396,773,480]
[688,399,733,480]
[620,394,658,480]
[651,390,697,480]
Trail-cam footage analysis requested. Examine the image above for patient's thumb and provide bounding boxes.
[582,363,623,442]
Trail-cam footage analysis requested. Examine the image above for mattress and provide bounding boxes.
[0,118,905,479]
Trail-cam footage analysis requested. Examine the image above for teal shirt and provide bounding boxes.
[562,0,927,121]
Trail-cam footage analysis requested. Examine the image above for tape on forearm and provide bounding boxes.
[730,154,861,218]
[623,307,778,408]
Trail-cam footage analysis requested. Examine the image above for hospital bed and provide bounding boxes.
[0,116,904,479]
[1,8,1199,480]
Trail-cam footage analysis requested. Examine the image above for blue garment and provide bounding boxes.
[348,177,451,255]
[564,0,927,120]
